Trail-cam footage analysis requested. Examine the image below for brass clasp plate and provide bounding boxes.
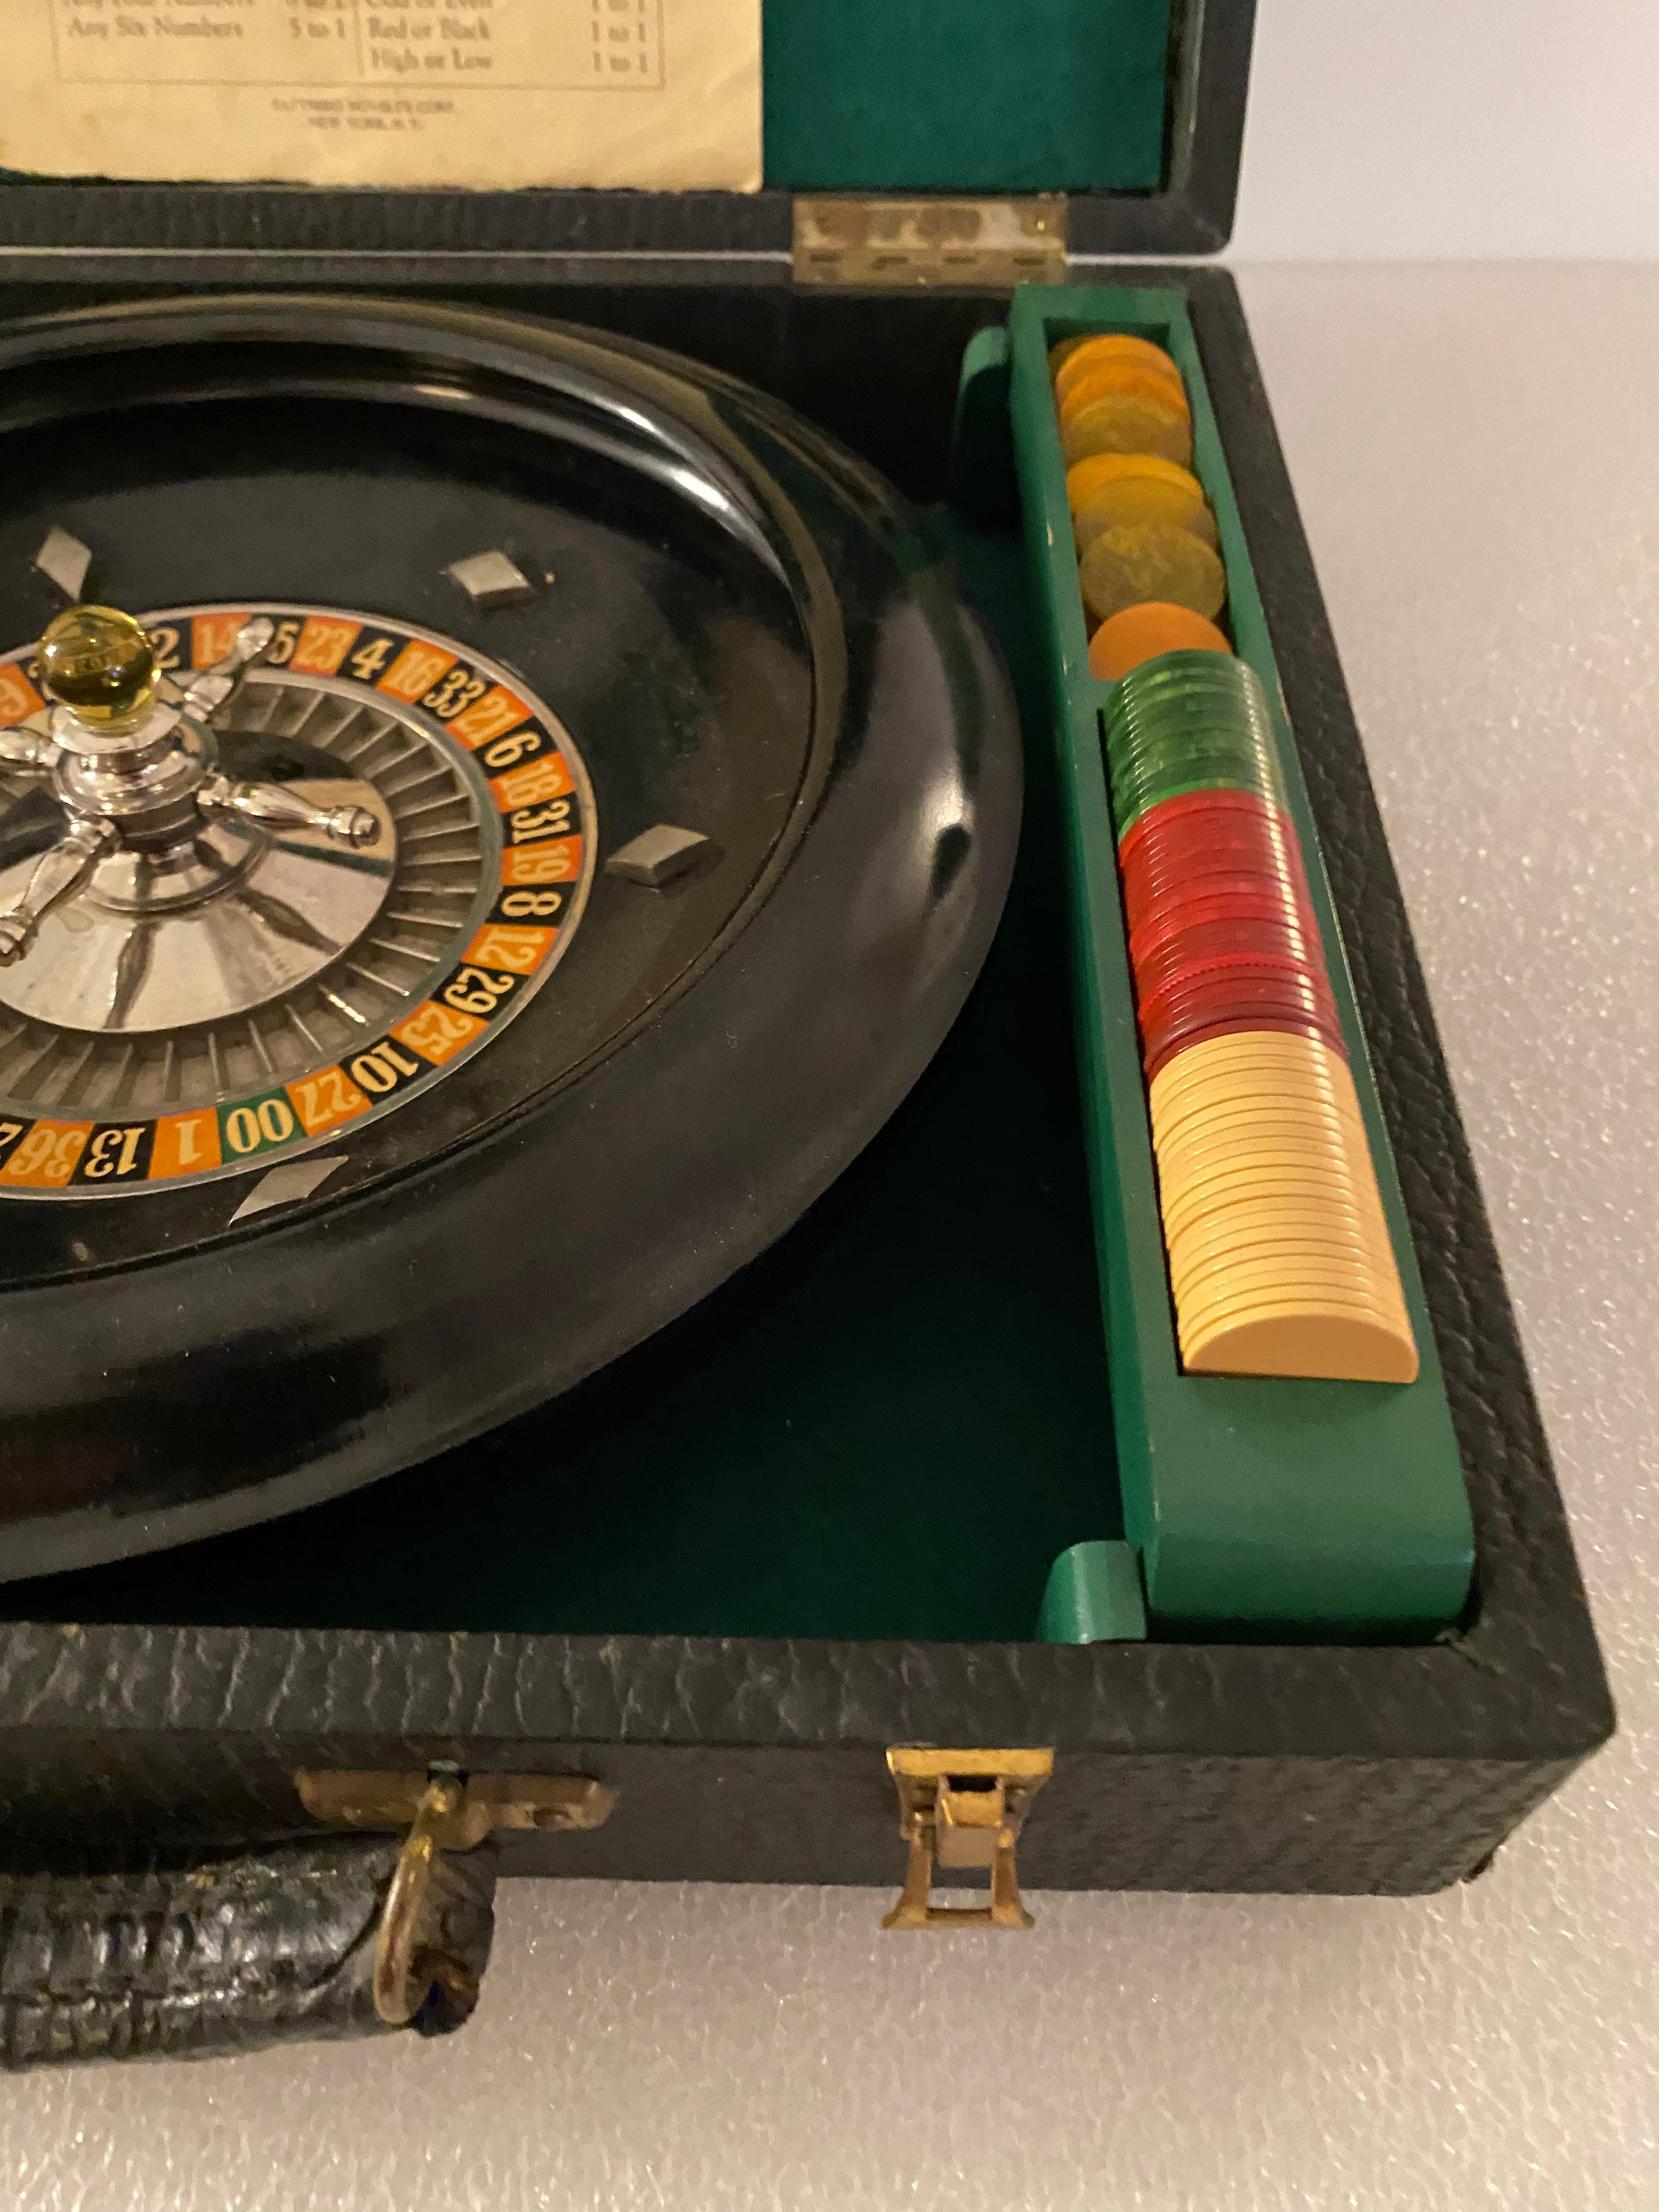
[882,1747,1054,1930]
[296,1767,616,2024]
[793,196,1068,289]
[295,1768,615,1848]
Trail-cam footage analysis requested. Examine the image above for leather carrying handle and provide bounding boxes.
[0,1836,497,2072]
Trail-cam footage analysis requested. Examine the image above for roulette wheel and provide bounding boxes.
[0,293,1019,1582]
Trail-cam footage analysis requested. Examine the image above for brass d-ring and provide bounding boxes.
[373,1775,464,2026]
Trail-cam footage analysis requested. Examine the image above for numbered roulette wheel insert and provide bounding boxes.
[0,294,1019,1580]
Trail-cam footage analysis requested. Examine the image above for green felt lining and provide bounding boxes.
[763,0,1175,194]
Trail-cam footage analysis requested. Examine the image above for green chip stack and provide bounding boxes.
[1102,651,1286,838]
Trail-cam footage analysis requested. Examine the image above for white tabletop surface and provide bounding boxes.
[9,263,1657,2212]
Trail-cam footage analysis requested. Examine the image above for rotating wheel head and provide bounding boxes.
[38,604,159,723]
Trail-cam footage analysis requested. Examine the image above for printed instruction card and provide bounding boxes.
[4,0,763,190]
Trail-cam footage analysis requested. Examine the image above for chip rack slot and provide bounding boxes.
[1004,282,1475,1638]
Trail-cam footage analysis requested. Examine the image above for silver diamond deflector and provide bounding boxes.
[446,549,536,610]
[606,823,710,888]
[32,527,94,604]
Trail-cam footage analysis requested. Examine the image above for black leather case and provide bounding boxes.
[0,267,1613,1901]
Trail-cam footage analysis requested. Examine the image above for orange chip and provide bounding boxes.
[1078,522,1226,626]
[1066,452,1203,516]
[1074,473,1216,558]
[1054,334,1183,407]
[1059,363,1189,433]
[1089,603,1232,681]
[1062,391,1193,472]
[1047,336,1098,377]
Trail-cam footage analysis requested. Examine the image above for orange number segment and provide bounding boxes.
[503,838,582,885]
[491,753,573,813]
[286,1064,372,1136]
[447,686,532,750]
[0,1120,93,1188]
[0,664,44,726]
[393,1000,486,1066]
[377,641,456,704]
[463,925,554,975]
[191,612,251,669]
[148,1111,224,1180]
[290,617,363,678]
[500,840,584,884]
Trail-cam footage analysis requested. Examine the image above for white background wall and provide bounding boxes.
[1229,0,1659,258]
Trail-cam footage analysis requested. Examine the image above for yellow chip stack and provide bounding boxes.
[1147,1031,1417,1383]
[1048,336,1227,639]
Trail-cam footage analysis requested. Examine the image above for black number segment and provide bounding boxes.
[347,631,401,685]
[489,887,565,926]
[344,1036,430,1104]
[507,798,574,845]
[439,966,521,1020]
[71,1123,157,1186]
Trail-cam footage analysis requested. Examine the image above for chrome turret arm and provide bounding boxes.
[0,816,118,965]
[198,774,379,848]
[0,715,57,774]
[174,616,277,721]
[0,604,378,975]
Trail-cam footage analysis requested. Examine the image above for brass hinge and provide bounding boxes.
[882,1747,1054,1929]
[793,196,1068,289]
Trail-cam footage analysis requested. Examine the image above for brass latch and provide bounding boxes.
[882,1747,1054,1930]
[793,196,1068,289]
[296,1767,615,2023]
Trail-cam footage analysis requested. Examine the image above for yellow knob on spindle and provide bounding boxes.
[38,605,159,723]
